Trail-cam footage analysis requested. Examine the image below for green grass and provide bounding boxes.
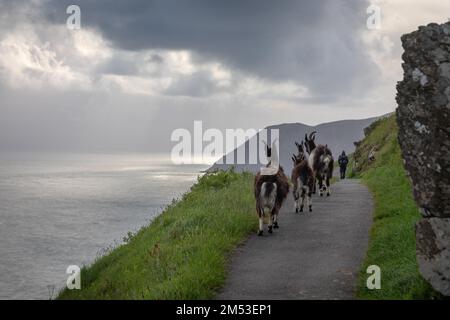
[353,115,439,299]
[58,170,256,299]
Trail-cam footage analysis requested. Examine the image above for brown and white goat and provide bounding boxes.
[291,141,314,212]
[304,132,334,196]
[254,144,289,236]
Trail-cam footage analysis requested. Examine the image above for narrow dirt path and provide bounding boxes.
[217,179,373,300]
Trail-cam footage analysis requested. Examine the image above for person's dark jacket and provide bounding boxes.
[338,154,349,168]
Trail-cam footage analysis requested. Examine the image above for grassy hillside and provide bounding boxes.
[57,114,440,300]
[352,115,439,299]
[58,170,256,299]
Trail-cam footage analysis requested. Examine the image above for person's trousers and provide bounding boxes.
[340,167,346,179]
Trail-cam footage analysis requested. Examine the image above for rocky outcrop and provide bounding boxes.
[396,21,450,296]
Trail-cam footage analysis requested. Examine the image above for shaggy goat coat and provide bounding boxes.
[254,167,289,215]
[254,166,289,235]
[291,159,314,212]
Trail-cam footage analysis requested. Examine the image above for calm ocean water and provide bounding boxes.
[0,153,208,299]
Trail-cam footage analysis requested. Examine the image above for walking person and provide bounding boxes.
[338,151,349,179]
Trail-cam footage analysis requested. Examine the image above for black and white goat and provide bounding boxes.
[254,142,289,236]
[304,132,334,197]
[291,141,314,212]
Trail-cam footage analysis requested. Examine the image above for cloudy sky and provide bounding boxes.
[0,0,449,153]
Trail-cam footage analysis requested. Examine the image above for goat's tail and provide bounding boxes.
[260,182,277,215]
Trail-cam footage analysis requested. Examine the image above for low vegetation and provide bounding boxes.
[58,170,256,299]
[352,115,439,299]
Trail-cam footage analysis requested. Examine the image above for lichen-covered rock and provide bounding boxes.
[416,219,450,295]
[396,21,450,296]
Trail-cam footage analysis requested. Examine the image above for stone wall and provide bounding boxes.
[396,22,450,296]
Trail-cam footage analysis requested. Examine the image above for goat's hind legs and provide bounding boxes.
[318,178,324,197]
[268,213,273,234]
[257,212,264,236]
[307,191,312,212]
[293,186,300,213]
[272,214,279,229]
[299,189,306,212]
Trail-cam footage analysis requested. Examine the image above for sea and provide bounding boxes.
[0,152,208,299]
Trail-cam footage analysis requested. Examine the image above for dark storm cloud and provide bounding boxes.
[164,70,232,97]
[0,0,387,153]
[43,0,377,98]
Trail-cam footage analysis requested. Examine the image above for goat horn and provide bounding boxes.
[309,131,317,140]
[266,145,272,158]
[271,138,279,147]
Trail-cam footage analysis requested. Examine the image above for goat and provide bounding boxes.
[254,142,289,236]
[304,131,334,197]
[291,141,314,212]
[368,145,377,162]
